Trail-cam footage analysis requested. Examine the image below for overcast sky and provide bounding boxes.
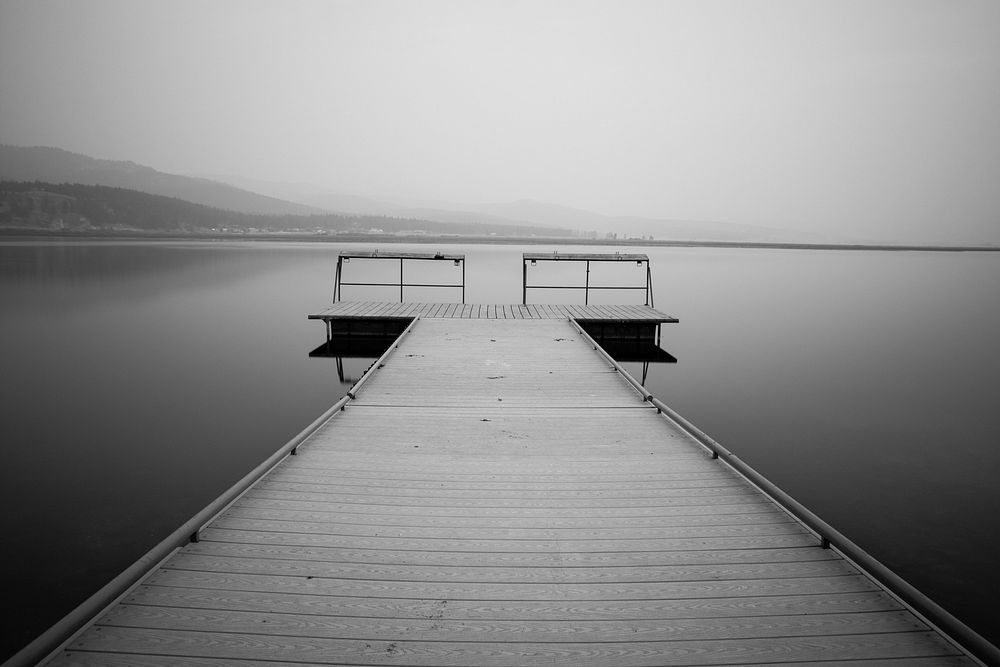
[2,0,998,242]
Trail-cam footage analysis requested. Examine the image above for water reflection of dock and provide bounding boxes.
[26,312,993,665]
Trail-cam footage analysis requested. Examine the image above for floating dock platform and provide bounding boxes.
[14,306,996,666]
[309,301,677,343]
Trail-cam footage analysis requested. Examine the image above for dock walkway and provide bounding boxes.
[309,301,678,322]
[49,318,978,665]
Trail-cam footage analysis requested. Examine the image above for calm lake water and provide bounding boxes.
[1,239,998,658]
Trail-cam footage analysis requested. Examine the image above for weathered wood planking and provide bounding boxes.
[51,318,977,666]
[310,300,678,322]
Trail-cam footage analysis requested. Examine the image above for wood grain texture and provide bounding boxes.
[100,605,925,643]
[55,627,964,666]
[56,317,974,666]
[122,586,903,620]
[50,655,979,667]
[309,301,678,322]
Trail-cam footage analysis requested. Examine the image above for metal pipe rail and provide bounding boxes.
[569,318,999,667]
[334,252,466,303]
[569,319,653,400]
[3,318,422,667]
[345,316,420,399]
[522,252,654,307]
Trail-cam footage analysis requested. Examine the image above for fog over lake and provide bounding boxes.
[3,2,999,246]
[0,240,997,658]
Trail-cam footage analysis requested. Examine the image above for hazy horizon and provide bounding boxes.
[2,1,999,243]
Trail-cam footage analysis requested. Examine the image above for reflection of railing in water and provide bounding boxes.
[333,251,466,303]
[522,252,653,307]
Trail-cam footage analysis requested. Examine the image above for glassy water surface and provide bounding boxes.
[1,240,998,658]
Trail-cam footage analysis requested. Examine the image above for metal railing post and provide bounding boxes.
[333,256,343,303]
[645,262,652,307]
[522,259,527,305]
[521,253,655,307]
[334,253,465,303]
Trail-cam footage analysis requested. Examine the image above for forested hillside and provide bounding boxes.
[0,182,571,237]
[0,145,322,215]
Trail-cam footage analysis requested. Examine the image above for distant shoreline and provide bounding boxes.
[1,228,997,252]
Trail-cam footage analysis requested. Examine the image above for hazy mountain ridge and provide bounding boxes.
[0,146,884,244]
[0,181,572,237]
[190,174,402,217]
[1,147,581,237]
[467,199,823,242]
[197,176,549,232]
[207,174,819,243]
[0,146,326,216]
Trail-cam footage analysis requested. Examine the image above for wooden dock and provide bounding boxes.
[38,316,985,665]
[310,301,678,344]
[309,301,678,322]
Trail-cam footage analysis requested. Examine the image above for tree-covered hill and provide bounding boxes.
[0,182,571,237]
[0,145,323,216]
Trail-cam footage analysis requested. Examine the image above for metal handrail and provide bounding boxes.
[4,317,422,667]
[334,252,466,303]
[569,318,999,667]
[346,316,420,399]
[569,319,652,400]
[523,285,650,290]
[522,253,653,307]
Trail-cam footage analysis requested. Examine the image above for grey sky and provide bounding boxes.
[2,0,998,242]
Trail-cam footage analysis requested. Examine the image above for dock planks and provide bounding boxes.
[309,301,678,323]
[50,318,977,666]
